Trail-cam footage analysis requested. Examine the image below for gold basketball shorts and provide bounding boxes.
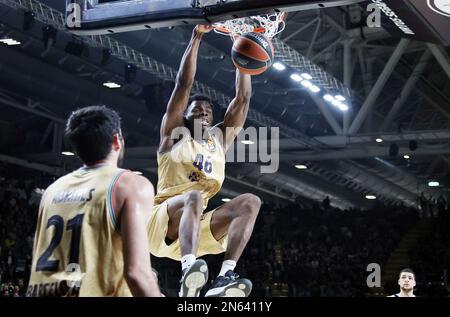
[147,201,228,260]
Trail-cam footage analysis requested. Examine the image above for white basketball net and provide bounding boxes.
[213,12,286,39]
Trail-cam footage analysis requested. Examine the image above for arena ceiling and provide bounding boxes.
[0,0,449,209]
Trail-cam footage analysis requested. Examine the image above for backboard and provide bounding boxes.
[65,0,365,35]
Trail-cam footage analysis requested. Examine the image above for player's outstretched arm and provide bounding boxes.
[221,69,252,150]
[159,25,213,152]
[116,172,161,297]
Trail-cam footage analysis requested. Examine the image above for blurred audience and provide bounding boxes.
[152,201,420,297]
[409,212,450,297]
[0,163,52,297]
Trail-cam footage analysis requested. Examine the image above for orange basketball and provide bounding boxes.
[231,32,274,76]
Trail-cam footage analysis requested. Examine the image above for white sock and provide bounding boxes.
[181,254,196,273]
[218,260,236,276]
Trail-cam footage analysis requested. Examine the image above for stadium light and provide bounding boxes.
[338,103,349,112]
[103,82,121,89]
[0,38,21,46]
[273,62,286,71]
[301,80,312,88]
[290,74,302,82]
[331,99,341,107]
[309,85,320,93]
[301,73,313,80]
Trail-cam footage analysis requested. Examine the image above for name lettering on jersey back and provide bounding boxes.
[52,188,95,204]
[27,264,84,297]
[26,280,81,297]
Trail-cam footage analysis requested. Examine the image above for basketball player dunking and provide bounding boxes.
[28,106,162,297]
[147,25,261,297]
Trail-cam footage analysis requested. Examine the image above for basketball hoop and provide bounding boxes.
[213,12,286,39]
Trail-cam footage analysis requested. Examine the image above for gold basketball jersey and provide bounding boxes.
[155,133,225,209]
[27,165,131,297]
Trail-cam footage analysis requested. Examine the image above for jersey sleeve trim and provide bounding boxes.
[107,170,127,232]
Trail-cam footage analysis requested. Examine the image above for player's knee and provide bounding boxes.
[241,193,262,214]
[184,190,203,213]
[185,190,202,203]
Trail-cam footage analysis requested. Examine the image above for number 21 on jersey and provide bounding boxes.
[36,213,85,272]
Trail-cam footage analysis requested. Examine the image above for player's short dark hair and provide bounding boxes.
[399,268,415,279]
[65,105,122,165]
[188,94,213,107]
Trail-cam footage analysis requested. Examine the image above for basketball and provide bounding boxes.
[231,32,274,76]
